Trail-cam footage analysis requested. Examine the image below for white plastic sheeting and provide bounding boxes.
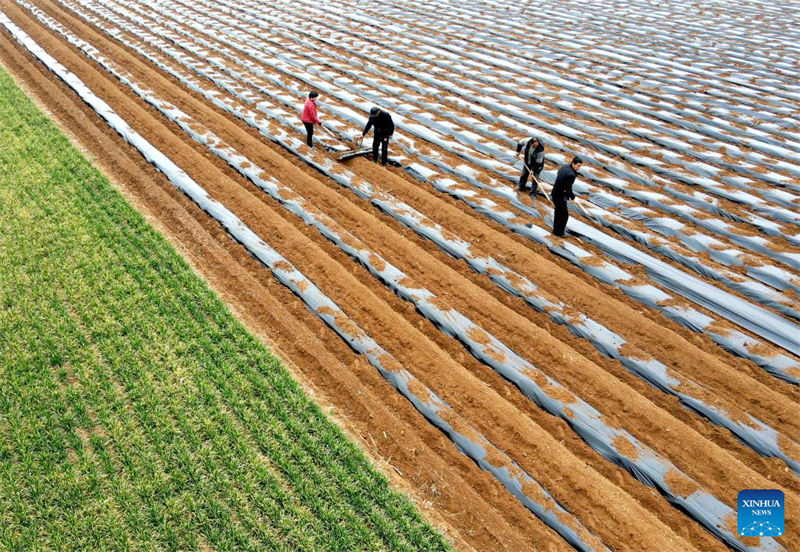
[12,4,796,550]
[78,0,800,384]
[0,11,613,551]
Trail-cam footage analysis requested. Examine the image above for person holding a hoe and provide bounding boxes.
[516,136,546,195]
[361,106,395,166]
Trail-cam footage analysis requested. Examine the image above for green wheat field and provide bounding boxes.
[0,65,451,552]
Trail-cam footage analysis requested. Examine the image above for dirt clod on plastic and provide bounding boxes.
[612,435,640,462]
[664,468,700,498]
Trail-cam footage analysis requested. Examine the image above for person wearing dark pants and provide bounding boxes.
[301,90,321,147]
[550,156,583,236]
[373,136,390,165]
[516,136,545,195]
[362,106,395,165]
[303,122,315,147]
[553,200,570,237]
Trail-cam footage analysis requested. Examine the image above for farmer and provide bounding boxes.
[551,156,583,237]
[361,106,395,165]
[301,90,321,147]
[516,136,545,195]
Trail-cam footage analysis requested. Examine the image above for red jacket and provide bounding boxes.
[301,98,321,124]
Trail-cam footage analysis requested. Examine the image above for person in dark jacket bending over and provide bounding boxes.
[551,156,583,237]
[516,136,545,195]
[362,106,395,165]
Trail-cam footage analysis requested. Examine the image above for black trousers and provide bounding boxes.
[518,165,541,194]
[373,136,390,164]
[553,200,569,236]
[303,122,314,147]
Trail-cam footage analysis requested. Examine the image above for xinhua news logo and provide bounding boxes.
[738,489,784,537]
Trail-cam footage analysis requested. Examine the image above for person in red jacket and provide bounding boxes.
[301,90,321,147]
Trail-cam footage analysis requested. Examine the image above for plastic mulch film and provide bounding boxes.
[1,13,617,551]
[17,6,797,551]
[81,0,800,386]
[166,0,800,303]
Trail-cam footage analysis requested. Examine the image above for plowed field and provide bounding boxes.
[2,0,798,550]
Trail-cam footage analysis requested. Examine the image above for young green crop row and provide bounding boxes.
[0,65,450,552]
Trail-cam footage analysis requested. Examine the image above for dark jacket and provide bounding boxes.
[517,137,545,174]
[551,163,578,202]
[363,110,395,138]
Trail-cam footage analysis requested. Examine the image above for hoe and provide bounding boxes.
[332,133,372,161]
